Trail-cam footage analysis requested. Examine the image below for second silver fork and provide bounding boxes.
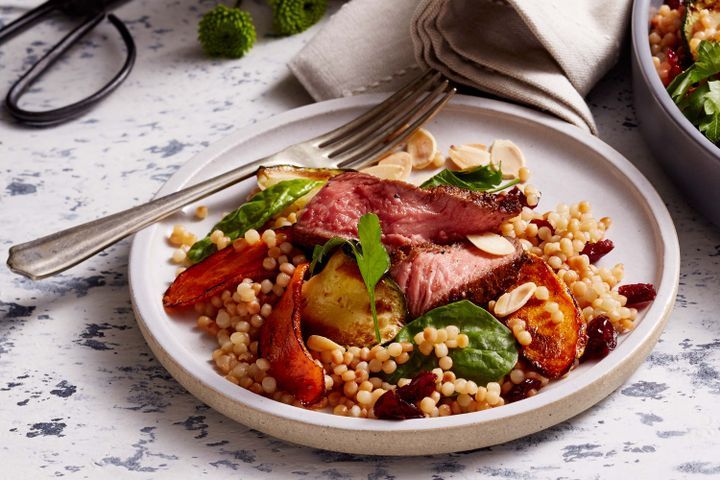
[7,70,455,280]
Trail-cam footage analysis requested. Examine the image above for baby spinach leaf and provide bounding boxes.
[420,163,519,192]
[385,300,518,385]
[187,179,322,263]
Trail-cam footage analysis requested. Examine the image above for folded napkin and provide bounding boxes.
[289,0,632,134]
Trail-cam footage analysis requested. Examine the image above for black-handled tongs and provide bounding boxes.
[0,0,136,126]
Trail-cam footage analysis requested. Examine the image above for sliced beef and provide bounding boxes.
[293,172,524,248]
[390,239,527,318]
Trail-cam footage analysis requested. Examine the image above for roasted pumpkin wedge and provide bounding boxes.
[259,263,325,405]
[163,241,273,308]
[302,251,407,347]
[503,254,587,378]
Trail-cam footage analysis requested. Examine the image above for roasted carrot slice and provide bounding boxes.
[259,263,325,405]
[504,254,587,378]
[163,242,273,308]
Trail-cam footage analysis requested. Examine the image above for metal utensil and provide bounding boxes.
[7,70,455,279]
[0,0,136,126]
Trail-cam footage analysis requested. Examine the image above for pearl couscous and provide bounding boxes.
[649,3,685,85]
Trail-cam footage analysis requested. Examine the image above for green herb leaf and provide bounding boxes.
[306,213,390,344]
[696,40,720,77]
[384,300,518,385]
[700,112,720,142]
[187,179,322,263]
[420,163,518,192]
[668,41,720,144]
[705,80,720,114]
[668,41,720,101]
[700,81,720,142]
[309,237,347,275]
[354,213,391,343]
[677,82,710,125]
[668,66,701,103]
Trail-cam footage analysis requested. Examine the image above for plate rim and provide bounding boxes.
[128,93,680,454]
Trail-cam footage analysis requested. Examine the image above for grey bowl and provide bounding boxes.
[631,0,720,227]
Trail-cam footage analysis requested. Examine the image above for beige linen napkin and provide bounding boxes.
[289,0,632,134]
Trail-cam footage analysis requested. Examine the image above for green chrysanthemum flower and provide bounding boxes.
[198,4,256,58]
[271,0,327,35]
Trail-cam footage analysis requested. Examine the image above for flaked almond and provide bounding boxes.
[467,143,487,150]
[493,282,538,317]
[378,151,412,180]
[360,163,406,180]
[407,128,437,169]
[490,139,526,179]
[431,151,445,168]
[307,335,345,352]
[448,144,492,171]
[467,232,515,256]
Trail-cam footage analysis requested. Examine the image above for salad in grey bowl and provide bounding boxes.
[631,0,720,227]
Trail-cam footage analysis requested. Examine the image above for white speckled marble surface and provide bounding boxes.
[1,0,720,478]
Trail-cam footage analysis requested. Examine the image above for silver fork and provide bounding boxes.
[7,71,455,280]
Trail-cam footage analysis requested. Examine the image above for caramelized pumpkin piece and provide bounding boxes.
[163,241,273,308]
[504,254,586,378]
[163,228,293,308]
[259,263,325,405]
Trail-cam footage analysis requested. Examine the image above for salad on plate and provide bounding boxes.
[161,130,656,420]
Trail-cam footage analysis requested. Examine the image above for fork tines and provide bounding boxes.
[315,70,455,169]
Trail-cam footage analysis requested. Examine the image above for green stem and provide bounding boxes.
[368,286,382,344]
[487,178,520,193]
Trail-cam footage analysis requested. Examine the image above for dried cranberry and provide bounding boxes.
[666,48,678,63]
[581,315,617,361]
[504,378,543,404]
[665,48,684,84]
[618,283,657,308]
[530,218,554,234]
[374,390,424,420]
[504,187,534,209]
[374,372,438,420]
[396,371,437,403]
[666,0,682,9]
[581,239,615,263]
[677,46,689,68]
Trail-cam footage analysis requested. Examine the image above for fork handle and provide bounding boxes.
[7,156,269,280]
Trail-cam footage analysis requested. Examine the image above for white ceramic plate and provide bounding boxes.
[129,94,680,456]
